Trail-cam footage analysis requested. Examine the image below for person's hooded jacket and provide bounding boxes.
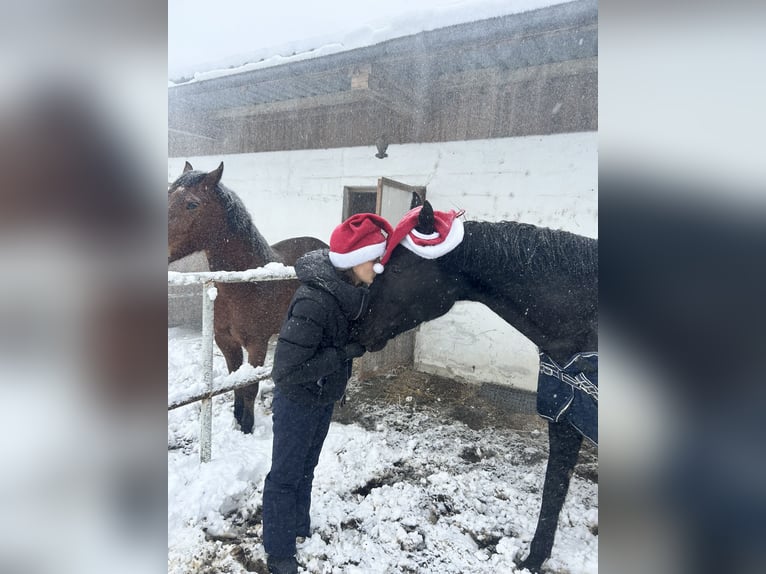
[271,249,369,405]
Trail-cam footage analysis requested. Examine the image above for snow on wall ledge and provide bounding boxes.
[168,131,597,390]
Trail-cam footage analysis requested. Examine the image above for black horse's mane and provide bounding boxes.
[173,170,276,259]
[448,220,597,280]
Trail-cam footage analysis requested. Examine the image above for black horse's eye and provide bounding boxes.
[187,201,199,210]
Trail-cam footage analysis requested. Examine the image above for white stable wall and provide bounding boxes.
[169,131,597,391]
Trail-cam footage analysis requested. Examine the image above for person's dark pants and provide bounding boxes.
[263,386,335,558]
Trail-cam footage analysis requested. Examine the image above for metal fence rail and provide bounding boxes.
[167,266,297,286]
[168,265,297,463]
[168,371,273,411]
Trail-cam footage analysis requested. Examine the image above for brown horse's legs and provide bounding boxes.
[236,384,259,434]
[216,333,244,373]
[518,421,583,573]
[215,332,248,430]
[233,341,268,435]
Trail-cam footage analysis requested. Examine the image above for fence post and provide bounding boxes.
[199,280,216,463]
[168,267,297,463]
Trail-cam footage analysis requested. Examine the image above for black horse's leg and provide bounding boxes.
[518,421,583,573]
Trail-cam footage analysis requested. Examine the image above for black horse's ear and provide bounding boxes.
[204,162,224,188]
[183,161,193,173]
[415,200,435,235]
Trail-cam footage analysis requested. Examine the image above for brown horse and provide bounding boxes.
[168,161,327,433]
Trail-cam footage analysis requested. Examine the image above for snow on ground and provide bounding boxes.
[168,327,597,573]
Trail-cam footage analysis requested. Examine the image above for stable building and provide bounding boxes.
[168,0,597,398]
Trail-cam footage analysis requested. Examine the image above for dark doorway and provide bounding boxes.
[343,186,377,219]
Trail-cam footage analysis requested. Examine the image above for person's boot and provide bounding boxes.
[296,528,310,545]
[266,554,298,574]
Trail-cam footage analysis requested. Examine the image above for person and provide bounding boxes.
[262,213,392,574]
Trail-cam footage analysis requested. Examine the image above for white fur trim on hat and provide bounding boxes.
[328,241,386,269]
[401,217,464,259]
[410,229,440,240]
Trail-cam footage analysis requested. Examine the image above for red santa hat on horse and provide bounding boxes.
[379,201,465,267]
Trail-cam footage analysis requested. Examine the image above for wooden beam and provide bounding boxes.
[351,64,371,89]
[367,70,421,118]
[211,89,368,119]
[168,127,217,141]
[436,57,597,91]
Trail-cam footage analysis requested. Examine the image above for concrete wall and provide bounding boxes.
[168,131,597,390]
[168,252,207,328]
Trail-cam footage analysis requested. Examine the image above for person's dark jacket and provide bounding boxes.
[271,249,369,405]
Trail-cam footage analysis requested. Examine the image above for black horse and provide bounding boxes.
[352,201,597,573]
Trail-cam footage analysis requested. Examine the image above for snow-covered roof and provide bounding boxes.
[169,0,576,84]
[168,0,597,153]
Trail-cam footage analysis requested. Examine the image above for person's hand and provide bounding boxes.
[343,342,366,359]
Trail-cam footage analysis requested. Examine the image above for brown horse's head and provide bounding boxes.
[168,161,226,263]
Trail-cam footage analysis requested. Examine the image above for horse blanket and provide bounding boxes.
[537,352,598,445]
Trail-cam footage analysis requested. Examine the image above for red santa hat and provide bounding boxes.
[329,213,393,274]
[380,205,465,266]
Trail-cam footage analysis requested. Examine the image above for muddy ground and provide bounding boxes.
[333,367,597,481]
[170,357,598,574]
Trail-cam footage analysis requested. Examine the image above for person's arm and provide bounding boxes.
[271,297,345,386]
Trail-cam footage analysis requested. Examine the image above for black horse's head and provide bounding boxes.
[352,202,461,351]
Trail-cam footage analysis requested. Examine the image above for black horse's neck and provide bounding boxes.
[449,220,597,279]
[443,220,598,359]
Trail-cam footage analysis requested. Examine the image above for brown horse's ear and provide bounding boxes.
[183,161,194,173]
[415,200,435,235]
[203,162,224,188]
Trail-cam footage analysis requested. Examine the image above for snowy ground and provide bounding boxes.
[168,327,598,573]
